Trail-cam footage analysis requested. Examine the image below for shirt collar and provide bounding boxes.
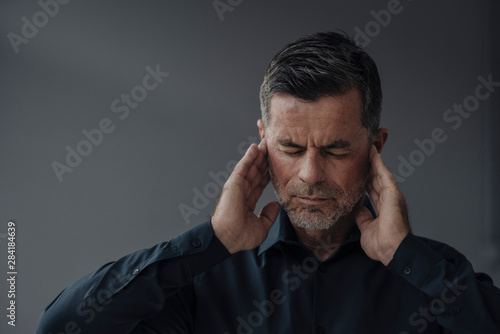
[257,194,376,256]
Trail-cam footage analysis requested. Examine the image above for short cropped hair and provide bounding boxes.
[259,31,382,138]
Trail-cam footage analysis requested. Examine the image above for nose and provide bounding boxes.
[297,148,326,186]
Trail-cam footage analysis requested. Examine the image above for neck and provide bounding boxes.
[290,200,363,262]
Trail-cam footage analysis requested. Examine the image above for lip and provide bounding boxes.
[297,196,330,205]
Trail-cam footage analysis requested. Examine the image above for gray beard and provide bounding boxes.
[269,166,367,230]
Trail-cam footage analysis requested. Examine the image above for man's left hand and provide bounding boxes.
[355,145,411,266]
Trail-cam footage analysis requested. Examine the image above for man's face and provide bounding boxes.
[260,89,371,230]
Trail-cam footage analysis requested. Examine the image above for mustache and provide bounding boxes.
[287,183,343,199]
[268,157,369,200]
[285,173,370,199]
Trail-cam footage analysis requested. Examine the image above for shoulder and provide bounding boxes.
[412,235,467,261]
[411,234,495,283]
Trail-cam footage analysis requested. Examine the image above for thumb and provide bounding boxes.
[259,201,281,228]
[354,206,374,233]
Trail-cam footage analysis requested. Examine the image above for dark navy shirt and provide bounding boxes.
[38,205,500,333]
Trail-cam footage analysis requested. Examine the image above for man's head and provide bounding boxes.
[258,32,388,231]
[260,31,382,139]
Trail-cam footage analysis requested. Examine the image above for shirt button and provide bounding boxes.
[192,239,202,248]
[403,265,412,275]
[316,326,326,334]
[132,268,140,275]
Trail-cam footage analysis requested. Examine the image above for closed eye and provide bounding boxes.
[283,149,348,159]
[283,149,305,156]
[277,138,351,159]
[324,151,348,159]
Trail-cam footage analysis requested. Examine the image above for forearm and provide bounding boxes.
[37,221,231,334]
[388,234,500,333]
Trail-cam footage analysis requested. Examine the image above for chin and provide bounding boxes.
[285,206,341,230]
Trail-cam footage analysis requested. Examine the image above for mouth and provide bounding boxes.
[296,196,331,205]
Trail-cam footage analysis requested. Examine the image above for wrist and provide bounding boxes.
[380,231,410,266]
[380,246,398,266]
[211,219,240,254]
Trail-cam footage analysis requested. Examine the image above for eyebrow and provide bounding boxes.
[277,138,351,150]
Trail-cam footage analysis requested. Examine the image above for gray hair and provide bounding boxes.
[259,31,382,138]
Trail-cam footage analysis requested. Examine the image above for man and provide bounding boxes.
[38,32,500,334]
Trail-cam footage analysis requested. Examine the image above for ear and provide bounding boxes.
[257,119,265,140]
[372,127,389,153]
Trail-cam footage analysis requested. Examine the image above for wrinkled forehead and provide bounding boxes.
[267,91,365,143]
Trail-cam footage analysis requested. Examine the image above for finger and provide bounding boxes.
[366,150,380,204]
[249,167,271,207]
[258,201,281,229]
[369,145,397,193]
[253,138,269,179]
[246,151,269,190]
[232,143,260,179]
[246,161,263,186]
[367,185,380,208]
[230,143,267,195]
[354,206,374,233]
[252,139,271,192]
[246,140,270,189]
[258,137,268,153]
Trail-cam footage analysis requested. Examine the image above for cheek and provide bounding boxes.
[325,155,369,187]
[268,151,295,185]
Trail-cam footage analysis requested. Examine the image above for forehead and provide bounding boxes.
[268,90,364,142]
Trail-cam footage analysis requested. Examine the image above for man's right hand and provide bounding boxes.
[211,139,281,254]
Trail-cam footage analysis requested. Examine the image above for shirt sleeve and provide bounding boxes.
[387,233,500,333]
[36,221,231,334]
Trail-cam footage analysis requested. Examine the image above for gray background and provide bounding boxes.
[1,0,499,333]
